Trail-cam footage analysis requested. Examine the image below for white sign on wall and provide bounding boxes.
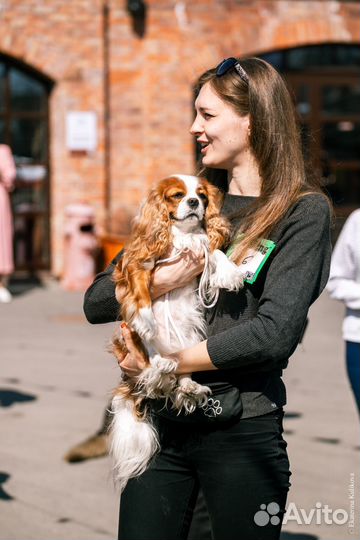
[66,111,97,152]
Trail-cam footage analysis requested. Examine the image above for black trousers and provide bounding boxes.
[118,409,291,540]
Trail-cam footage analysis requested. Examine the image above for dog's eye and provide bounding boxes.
[198,193,208,201]
[172,192,185,200]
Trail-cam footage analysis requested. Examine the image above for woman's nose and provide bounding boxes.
[189,115,203,136]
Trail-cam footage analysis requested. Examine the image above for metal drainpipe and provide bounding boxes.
[102,0,111,232]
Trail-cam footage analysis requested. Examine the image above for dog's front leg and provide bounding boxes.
[209,249,245,292]
[172,374,211,414]
[136,353,178,399]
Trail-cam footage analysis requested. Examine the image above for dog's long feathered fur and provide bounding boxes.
[109,175,244,491]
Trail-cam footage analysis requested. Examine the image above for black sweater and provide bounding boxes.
[83,192,331,418]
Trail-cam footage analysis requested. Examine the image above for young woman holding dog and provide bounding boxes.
[84,57,332,540]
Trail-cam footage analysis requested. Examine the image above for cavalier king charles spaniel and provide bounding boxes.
[110,174,245,491]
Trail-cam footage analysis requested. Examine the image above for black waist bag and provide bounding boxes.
[150,382,243,425]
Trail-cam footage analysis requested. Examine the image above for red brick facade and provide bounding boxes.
[0,0,359,274]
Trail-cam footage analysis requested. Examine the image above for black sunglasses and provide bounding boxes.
[216,57,249,84]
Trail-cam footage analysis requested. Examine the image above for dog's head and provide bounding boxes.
[153,174,223,233]
[124,174,229,264]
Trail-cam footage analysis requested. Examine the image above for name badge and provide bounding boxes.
[226,237,276,284]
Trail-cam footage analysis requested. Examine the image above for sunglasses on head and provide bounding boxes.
[216,57,249,84]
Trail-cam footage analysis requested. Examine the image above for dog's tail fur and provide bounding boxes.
[109,393,160,492]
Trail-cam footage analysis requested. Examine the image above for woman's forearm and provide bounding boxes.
[83,263,119,324]
[174,340,218,374]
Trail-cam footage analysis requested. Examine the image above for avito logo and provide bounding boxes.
[254,501,349,527]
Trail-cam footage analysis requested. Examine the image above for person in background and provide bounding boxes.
[0,145,16,303]
[327,209,360,414]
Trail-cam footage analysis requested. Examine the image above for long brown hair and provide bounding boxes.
[195,57,330,264]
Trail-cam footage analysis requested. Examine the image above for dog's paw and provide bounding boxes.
[209,250,245,292]
[210,264,244,292]
[172,381,211,414]
[132,308,157,340]
[151,355,178,375]
[137,371,177,399]
[135,356,178,399]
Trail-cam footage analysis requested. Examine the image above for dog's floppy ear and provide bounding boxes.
[203,179,232,251]
[130,184,172,260]
[113,183,172,325]
[204,180,224,219]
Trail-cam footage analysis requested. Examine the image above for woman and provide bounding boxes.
[327,209,360,415]
[84,57,332,540]
[0,145,16,303]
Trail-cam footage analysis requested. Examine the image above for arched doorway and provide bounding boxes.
[0,54,53,271]
[260,44,360,233]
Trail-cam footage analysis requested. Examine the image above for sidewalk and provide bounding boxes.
[0,278,358,540]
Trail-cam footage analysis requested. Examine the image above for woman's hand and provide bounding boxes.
[151,250,205,299]
[117,324,149,377]
[117,324,217,376]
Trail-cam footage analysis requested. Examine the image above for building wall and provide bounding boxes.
[0,0,106,274]
[0,0,359,274]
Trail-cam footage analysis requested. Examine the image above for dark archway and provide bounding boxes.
[259,44,360,233]
[0,53,54,271]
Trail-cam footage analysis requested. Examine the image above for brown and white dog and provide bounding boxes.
[110,174,245,491]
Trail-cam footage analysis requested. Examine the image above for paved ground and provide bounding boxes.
[0,276,358,540]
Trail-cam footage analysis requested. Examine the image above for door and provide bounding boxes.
[0,57,52,271]
[288,73,360,217]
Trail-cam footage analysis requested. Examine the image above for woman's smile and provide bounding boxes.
[200,142,210,154]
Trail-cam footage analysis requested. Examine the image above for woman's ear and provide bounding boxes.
[241,114,250,136]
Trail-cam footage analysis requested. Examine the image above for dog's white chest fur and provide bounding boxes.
[132,225,246,356]
[150,228,208,355]
[151,281,205,355]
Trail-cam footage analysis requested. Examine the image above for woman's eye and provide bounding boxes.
[203,113,213,119]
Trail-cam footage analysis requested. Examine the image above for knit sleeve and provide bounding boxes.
[207,195,332,370]
[326,210,360,310]
[83,250,123,324]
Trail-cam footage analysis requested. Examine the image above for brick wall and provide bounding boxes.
[0,0,358,274]
[0,0,105,274]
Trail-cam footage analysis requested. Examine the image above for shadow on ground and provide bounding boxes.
[284,411,303,419]
[0,472,14,501]
[0,388,37,407]
[8,274,44,297]
[280,533,318,539]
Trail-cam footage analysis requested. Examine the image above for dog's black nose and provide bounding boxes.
[187,198,199,208]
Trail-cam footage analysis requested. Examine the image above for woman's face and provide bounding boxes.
[190,82,250,170]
